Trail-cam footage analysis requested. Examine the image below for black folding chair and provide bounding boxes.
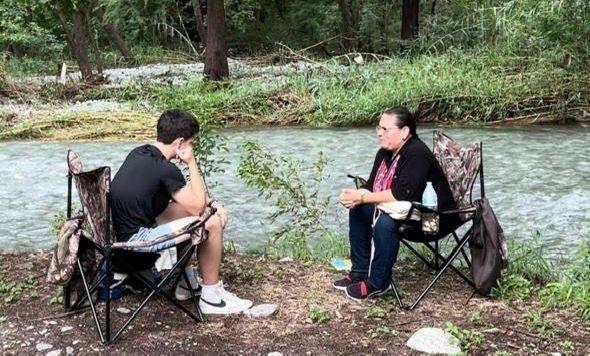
[350,130,484,310]
[63,150,214,344]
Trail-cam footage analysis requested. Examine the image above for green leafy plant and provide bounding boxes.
[365,306,386,319]
[368,323,398,339]
[444,322,485,351]
[237,139,335,260]
[308,306,330,324]
[0,274,38,303]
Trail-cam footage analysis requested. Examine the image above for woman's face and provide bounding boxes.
[376,113,409,151]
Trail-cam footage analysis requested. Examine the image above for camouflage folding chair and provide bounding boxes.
[63,150,215,344]
[389,130,485,310]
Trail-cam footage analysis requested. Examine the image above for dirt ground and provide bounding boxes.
[0,252,588,355]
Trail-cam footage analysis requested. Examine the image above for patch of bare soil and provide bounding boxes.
[1,252,588,355]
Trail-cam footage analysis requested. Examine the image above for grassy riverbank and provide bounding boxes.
[1,243,589,355]
[1,47,589,141]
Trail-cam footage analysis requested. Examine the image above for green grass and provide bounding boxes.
[112,47,588,126]
[493,237,590,319]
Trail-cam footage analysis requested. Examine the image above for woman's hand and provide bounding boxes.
[339,188,364,209]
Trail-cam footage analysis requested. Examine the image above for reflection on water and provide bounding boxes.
[1,125,589,261]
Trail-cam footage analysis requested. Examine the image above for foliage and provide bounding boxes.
[0,0,62,56]
[505,232,555,286]
[444,321,485,351]
[237,139,332,246]
[493,237,590,319]
[0,274,38,303]
[364,306,386,319]
[367,323,398,339]
[522,309,556,339]
[308,305,330,324]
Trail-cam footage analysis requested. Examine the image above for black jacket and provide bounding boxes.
[363,136,457,211]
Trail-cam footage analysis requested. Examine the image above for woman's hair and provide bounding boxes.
[157,109,200,144]
[383,106,417,137]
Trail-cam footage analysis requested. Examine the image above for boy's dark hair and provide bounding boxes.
[383,106,418,137]
[156,109,200,144]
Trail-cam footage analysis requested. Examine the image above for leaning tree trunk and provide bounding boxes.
[401,0,420,43]
[191,0,207,43]
[204,0,229,80]
[54,1,94,81]
[337,0,355,51]
[95,5,133,62]
[84,1,103,74]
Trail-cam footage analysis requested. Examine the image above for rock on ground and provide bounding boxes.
[406,327,461,355]
[243,304,279,318]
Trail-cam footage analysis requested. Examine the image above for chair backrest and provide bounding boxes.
[67,150,112,246]
[432,131,482,211]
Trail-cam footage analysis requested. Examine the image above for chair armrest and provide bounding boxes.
[347,174,367,189]
[409,202,476,215]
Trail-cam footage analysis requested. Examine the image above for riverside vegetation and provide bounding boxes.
[1,0,589,140]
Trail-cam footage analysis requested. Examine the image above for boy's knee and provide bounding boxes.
[205,214,223,234]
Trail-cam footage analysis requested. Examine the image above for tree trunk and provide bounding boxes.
[204,0,229,80]
[275,0,286,18]
[84,1,103,74]
[401,0,420,41]
[337,0,355,51]
[54,1,94,81]
[95,6,133,62]
[191,0,207,44]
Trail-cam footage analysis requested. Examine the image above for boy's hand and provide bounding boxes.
[176,146,196,165]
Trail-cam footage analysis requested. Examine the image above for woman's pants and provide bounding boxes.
[349,204,401,291]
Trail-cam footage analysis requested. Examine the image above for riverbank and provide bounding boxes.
[1,251,589,355]
[2,49,589,141]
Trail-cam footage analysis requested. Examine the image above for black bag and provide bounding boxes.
[469,198,508,295]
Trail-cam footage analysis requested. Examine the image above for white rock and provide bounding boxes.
[66,347,74,354]
[278,257,293,263]
[406,327,461,355]
[116,307,131,314]
[36,342,53,351]
[39,329,48,335]
[72,340,81,345]
[61,326,73,332]
[244,304,279,318]
[46,350,62,356]
[268,352,283,356]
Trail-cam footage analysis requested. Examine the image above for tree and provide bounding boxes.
[401,0,419,46]
[204,0,229,80]
[337,0,356,51]
[190,0,207,43]
[53,0,94,80]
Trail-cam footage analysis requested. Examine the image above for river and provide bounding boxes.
[1,125,588,261]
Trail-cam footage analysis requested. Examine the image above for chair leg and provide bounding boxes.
[407,230,476,310]
[71,258,106,311]
[453,231,471,268]
[390,279,405,309]
[104,249,111,344]
[182,271,206,322]
[109,245,205,343]
[77,258,106,343]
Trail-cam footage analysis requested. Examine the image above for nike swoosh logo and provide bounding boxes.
[201,298,226,308]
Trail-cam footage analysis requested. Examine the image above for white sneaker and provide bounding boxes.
[174,267,202,301]
[198,281,253,315]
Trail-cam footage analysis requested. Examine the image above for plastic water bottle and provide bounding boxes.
[422,182,439,234]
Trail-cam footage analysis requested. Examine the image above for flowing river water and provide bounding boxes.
[1,125,588,261]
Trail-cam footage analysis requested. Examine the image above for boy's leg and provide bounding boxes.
[156,202,223,285]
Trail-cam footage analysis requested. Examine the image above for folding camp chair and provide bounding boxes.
[391,130,484,310]
[62,150,215,344]
[349,130,484,310]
